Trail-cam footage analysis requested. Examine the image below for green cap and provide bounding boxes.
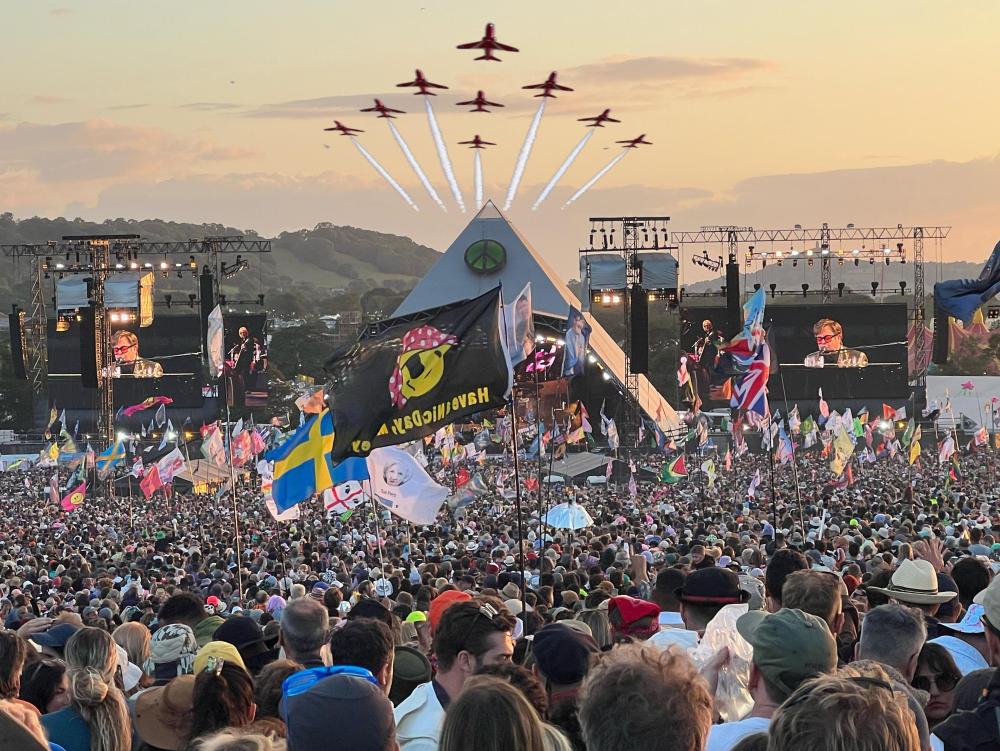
[736,608,837,698]
[404,610,427,623]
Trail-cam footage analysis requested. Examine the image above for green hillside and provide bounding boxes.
[0,214,441,315]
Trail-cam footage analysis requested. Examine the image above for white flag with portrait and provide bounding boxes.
[366,446,449,526]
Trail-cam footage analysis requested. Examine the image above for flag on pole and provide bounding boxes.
[909,438,921,465]
[747,469,761,498]
[140,465,163,499]
[60,481,86,512]
[938,436,956,464]
[156,448,187,484]
[207,305,225,378]
[48,474,60,507]
[660,455,687,484]
[933,240,1000,324]
[818,388,830,420]
[95,441,125,480]
[366,446,449,525]
[264,409,336,512]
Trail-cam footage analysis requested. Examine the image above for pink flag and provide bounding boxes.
[60,482,86,512]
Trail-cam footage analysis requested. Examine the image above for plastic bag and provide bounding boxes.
[692,603,754,722]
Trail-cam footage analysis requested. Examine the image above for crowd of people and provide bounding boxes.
[0,437,999,751]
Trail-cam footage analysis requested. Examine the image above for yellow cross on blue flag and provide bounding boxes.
[265,409,335,512]
[96,440,126,480]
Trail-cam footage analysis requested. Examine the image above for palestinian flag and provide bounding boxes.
[660,455,688,484]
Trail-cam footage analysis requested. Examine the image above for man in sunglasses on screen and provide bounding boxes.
[111,329,163,378]
[804,318,868,369]
[394,597,516,751]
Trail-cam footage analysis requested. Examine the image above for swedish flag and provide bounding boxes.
[265,409,335,511]
[96,441,126,480]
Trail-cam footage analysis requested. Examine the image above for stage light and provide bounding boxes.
[115,263,124,269]
[55,262,65,270]
[129,261,139,270]
[791,248,799,256]
[806,249,814,257]
[899,281,907,294]
[257,293,265,306]
[165,294,172,308]
[769,283,777,299]
[189,255,197,269]
[852,248,860,255]
[871,281,879,297]
[801,283,809,298]
[601,293,611,305]
[144,262,153,269]
[611,294,620,304]
[588,355,596,364]
[602,371,611,381]
[116,431,127,442]
[166,430,177,441]
[754,283,761,291]
[854,259,859,266]
[879,420,891,430]
[648,292,655,302]
[160,261,169,270]
[188,293,197,307]
[837,282,845,297]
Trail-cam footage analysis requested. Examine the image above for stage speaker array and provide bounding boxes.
[199,266,214,356]
[629,285,649,374]
[79,304,99,388]
[7,306,27,380]
[932,299,949,364]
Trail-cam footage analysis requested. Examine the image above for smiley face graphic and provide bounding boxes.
[389,325,459,408]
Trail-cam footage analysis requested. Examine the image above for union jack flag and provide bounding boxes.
[732,344,770,417]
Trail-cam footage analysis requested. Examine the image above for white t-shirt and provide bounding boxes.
[705,716,771,751]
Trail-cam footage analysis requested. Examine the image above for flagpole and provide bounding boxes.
[534,363,545,542]
[369,494,387,577]
[221,379,244,600]
[500,286,529,619]
[775,362,806,538]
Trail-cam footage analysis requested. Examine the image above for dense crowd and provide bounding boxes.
[1,441,999,751]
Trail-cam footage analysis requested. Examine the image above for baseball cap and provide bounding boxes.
[193,641,247,674]
[282,673,395,751]
[736,608,837,697]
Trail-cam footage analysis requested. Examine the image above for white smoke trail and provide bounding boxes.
[387,120,447,212]
[563,149,630,208]
[350,138,419,211]
[424,98,465,212]
[531,129,594,210]
[474,150,483,210]
[503,99,546,211]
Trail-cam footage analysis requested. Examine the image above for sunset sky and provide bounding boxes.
[3,1,1000,281]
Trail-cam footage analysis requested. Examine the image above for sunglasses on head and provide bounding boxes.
[282,665,379,699]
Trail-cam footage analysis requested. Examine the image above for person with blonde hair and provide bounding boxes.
[767,673,921,751]
[439,675,553,751]
[575,609,611,650]
[42,626,132,751]
[578,643,712,751]
[112,622,152,691]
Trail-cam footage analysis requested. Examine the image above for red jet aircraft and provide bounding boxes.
[522,71,574,98]
[396,69,449,96]
[456,91,504,113]
[323,120,364,136]
[360,99,405,119]
[457,135,496,149]
[456,23,519,62]
[578,109,621,128]
[616,134,652,148]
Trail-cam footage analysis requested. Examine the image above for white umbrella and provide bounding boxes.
[544,502,594,530]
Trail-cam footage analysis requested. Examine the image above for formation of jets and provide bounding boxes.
[457,135,496,149]
[325,24,651,152]
[456,23,519,62]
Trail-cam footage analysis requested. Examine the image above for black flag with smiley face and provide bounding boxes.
[325,287,513,461]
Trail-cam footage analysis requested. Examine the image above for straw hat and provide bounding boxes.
[868,559,958,605]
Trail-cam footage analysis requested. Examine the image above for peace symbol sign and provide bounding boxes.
[464,240,506,275]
